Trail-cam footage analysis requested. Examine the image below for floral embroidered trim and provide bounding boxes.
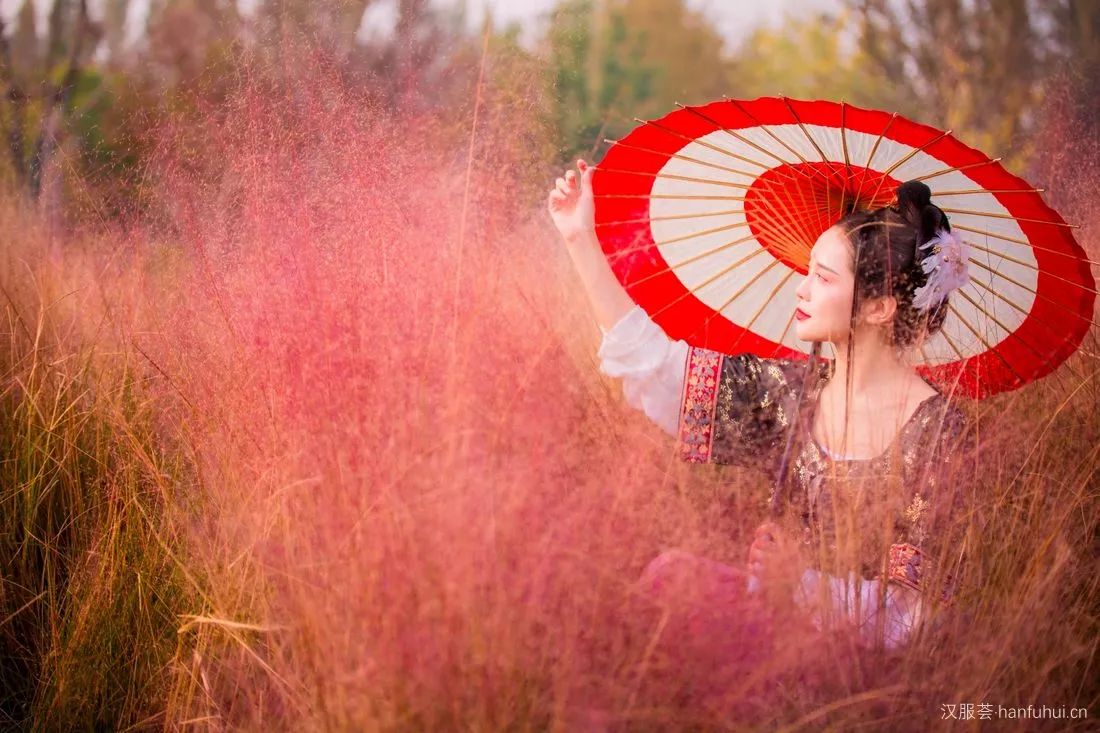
[888,542,923,591]
[678,346,722,463]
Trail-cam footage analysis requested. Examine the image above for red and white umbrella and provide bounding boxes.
[592,97,1096,399]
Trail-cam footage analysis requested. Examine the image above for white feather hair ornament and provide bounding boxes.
[912,229,971,311]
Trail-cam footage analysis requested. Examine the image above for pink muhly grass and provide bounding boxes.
[0,48,1096,732]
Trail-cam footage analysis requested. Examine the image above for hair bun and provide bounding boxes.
[897,179,948,246]
[897,180,932,220]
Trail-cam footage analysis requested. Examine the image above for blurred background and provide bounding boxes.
[0,1,1097,731]
[1,0,1097,220]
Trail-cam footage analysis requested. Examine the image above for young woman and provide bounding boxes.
[547,159,975,657]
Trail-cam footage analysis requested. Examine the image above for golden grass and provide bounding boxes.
[0,63,1096,732]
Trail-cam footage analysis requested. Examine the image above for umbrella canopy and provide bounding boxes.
[593,96,1096,399]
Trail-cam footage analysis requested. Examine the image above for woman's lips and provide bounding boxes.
[795,308,810,321]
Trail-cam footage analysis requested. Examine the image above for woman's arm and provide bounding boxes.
[547,159,635,332]
[549,160,688,437]
[597,305,689,437]
[749,523,924,650]
[794,570,924,651]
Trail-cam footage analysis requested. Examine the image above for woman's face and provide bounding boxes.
[794,226,856,343]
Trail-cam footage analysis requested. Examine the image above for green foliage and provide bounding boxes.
[543,0,735,162]
[0,249,197,729]
[728,10,898,109]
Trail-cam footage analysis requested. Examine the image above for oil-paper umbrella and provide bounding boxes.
[592,96,1096,400]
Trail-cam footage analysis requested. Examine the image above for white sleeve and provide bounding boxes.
[596,305,689,438]
[794,569,923,651]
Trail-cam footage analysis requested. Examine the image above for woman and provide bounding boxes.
[547,159,975,658]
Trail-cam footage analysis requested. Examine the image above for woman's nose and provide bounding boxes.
[795,276,809,300]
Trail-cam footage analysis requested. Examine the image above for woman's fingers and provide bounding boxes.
[565,169,577,187]
[754,521,783,544]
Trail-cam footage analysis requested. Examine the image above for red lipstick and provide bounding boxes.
[795,308,809,321]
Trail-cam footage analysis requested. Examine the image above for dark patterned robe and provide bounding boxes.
[678,346,974,603]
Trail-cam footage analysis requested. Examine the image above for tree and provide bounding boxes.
[847,0,1046,166]
[0,0,100,207]
[543,0,735,162]
[725,9,898,109]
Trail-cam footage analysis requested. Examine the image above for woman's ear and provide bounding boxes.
[857,295,898,327]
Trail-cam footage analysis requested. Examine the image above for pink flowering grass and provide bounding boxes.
[1,53,1097,731]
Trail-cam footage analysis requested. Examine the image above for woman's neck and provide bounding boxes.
[826,331,912,397]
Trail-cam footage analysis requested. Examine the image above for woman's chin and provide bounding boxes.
[794,322,818,342]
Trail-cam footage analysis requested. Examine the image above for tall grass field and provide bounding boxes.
[1,59,1097,732]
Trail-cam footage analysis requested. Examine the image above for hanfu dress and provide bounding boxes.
[598,306,974,652]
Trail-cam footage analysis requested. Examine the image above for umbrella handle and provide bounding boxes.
[768,341,822,518]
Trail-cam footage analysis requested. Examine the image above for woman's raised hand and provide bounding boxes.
[547,159,596,244]
[545,157,634,331]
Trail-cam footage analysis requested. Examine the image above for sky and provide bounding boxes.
[465,0,844,47]
[362,0,844,50]
[2,0,845,53]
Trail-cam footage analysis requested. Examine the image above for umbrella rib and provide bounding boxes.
[596,192,850,255]
[779,95,836,168]
[933,188,1045,196]
[967,273,1100,335]
[913,158,1001,182]
[637,118,782,175]
[943,208,1079,227]
[674,104,794,169]
[652,221,751,246]
[966,257,1100,326]
[965,242,1041,270]
[597,193,745,200]
[881,129,953,178]
[967,255,1098,295]
[780,95,847,225]
[648,248,771,320]
[936,319,970,364]
[725,96,808,165]
[596,168,753,190]
[968,239,1100,273]
[628,233,760,280]
[745,269,797,333]
[868,129,953,204]
[840,102,851,168]
[954,287,1080,380]
[854,113,897,205]
[671,104,842,251]
[776,306,799,352]
[738,172,823,261]
[945,303,1028,384]
[713,258,783,314]
[658,102,843,251]
[617,233,756,284]
[950,225,1095,268]
[681,257,782,350]
[954,224,1100,265]
[839,102,851,218]
[720,97,835,249]
[606,227,750,264]
[596,208,745,227]
[748,162,821,251]
[605,140,761,179]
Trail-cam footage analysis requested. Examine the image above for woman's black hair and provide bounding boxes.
[837,180,952,347]
[781,181,953,478]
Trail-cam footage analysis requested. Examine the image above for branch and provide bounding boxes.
[29,0,91,199]
[0,16,28,184]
